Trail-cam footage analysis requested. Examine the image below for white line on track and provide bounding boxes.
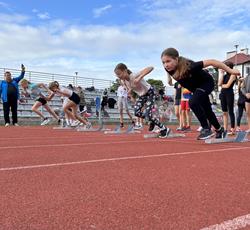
[0,138,188,150]
[200,213,250,230]
[0,146,249,171]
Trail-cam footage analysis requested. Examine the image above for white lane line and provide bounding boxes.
[0,146,249,171]
[200,213,250,230]
[0,138,189,150]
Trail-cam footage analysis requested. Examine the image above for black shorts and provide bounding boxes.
[69,92,80,105]
[246,98,250,103]
[35,97,47,105]
[174,99,181,106]
[220,91,234,112]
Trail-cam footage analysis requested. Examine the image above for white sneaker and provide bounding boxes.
[71,120,81,127]
[152,126,160,133]
[41,118,51,126]
[13,123,19,126]
[134,125,142,130]
[5,123,10,127]
[197,126,202,132]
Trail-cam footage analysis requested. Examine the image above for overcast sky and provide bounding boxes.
[0,0,249,89]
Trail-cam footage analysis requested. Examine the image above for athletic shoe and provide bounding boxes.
[215,127,227,139]
[184,126,191,131]
[13,123,19,126]
[236,127,241,132]
[152,126,160,133]
[159,127,171,138]
[148,122,155,132]
[197,129,214,140]
[197,126,203,132]
[134,124,142,130]
[227,128,236,135]
[84,112,92,118]
[57,119,62,125]
[71,120,81,127]
[41,118,50,126]
[176,127,182,131]
[85,122,92,129]
[120,122,124,128]
[5,123,10,127]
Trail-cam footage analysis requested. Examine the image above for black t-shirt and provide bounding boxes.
[174,82,182,100]
[107,98,117,108]
[167,61,214,93]
[7,82,17,98]
[221,73,235,93]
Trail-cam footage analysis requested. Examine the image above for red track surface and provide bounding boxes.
[0,125,250,230]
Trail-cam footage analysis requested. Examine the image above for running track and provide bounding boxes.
[0,126,250,230]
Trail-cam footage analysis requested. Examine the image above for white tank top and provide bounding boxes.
[123,73,151,96]
[55,87,73,97]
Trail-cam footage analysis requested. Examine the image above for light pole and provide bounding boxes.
[75,71,78,86]
[234,44,239,68]
[234,44,239,97]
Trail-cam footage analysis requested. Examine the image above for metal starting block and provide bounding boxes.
[144,132,185,139]
[104,125,141,134]
[77,124,104,132]
[205,131,248,144]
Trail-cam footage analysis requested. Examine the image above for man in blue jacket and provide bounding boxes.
[0,64,25,126]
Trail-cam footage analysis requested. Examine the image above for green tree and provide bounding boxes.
[146,79,164,90]
[110,79,120,92]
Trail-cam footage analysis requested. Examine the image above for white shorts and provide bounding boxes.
[118,97,129,112]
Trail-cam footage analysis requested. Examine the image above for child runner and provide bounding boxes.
[180,87,192,131]
[236,77,246,131]
[218,61,236,135]
[48,81,91,128]
[241,74,250,132]
[174,82,182,131]
[20,79,61,125]
[114,63,170,137]
[117,83,134,128]
[161,47,240,140]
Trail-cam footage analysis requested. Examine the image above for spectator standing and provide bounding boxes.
[0,64,25,126]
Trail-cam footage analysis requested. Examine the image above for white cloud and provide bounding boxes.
[37,12,50,20]
[32,8,38,13]
[93,4,112,18]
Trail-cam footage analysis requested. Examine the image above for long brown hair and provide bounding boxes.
[48,81,59,91]
[114,63,132,75]
[161,48,191,80]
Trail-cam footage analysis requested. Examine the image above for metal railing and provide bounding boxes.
[0,67,113,89]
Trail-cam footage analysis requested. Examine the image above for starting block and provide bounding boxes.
[77,123,103,132]
[104,125,141,134]
[144,132,185,139]
[205,131,248,144]
[53,126,76,130]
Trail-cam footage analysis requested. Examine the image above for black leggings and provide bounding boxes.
[134,87,165,129]
[237,103,245,127]
[220,91,235,128]
[189,88,220,130]
[3,97,18,124]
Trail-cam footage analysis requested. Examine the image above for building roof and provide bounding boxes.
[224,53,250,65]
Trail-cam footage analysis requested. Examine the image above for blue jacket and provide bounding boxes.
[0,71,25,102]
